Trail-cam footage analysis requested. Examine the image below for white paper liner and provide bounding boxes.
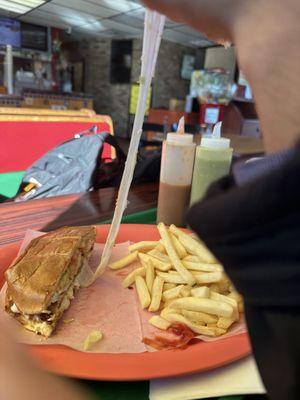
[0,230,247,353]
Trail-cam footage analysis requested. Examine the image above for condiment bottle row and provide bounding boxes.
[157,121,233,227]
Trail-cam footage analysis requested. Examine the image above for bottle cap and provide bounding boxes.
[200,137,230,149]
[167,133,194,145]
[200,122,230,149]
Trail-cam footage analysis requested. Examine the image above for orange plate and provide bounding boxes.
[0,224,251,381]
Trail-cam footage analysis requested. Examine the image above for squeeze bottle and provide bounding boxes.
[157,117,196,227]
[190,122,233,205]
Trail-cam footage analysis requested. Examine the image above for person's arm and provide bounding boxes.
[0,321,89,400]
[186,143,300,399]
[142,0,300,153]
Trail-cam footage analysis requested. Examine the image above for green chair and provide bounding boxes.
[0,171,24,199]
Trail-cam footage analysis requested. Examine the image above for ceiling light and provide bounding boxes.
[0,0,46,15]
[100,0,140,13]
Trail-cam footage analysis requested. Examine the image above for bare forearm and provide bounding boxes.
[233,0,300,152]
[142,0,300,152]
[0,325,88,400]
[142,0,240,43]
[1,361,88,400]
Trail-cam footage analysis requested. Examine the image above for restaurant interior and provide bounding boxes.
[0,1,270,400]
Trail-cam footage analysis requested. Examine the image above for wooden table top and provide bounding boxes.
[0,183,158,248]
[223,134,265,156]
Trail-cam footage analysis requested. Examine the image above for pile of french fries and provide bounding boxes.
[109,223,244,338]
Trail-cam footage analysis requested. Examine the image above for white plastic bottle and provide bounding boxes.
[190,122,233,206]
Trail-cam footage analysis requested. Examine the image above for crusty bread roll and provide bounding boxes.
[5,226,96,337]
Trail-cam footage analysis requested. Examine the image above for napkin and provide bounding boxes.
[149,356,266,400]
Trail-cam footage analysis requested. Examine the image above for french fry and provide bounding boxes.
[189,232,201,241]
[163,283,176,291]
[183,255,201,263]
[162,299,175,308]
[170,297,234,318]
[228,291,243,303]
[228,291,244,312]
[163,312,203,334]
[164,313,225,336]
[180,312,204,326]
[183,261,223,273]
[163,272,222,286]
[170,232,187,258]
[122,266,146,288]
[156,242,166,253]
[194,271,224,284]
[229,283,236,292]
[162,285,185,301]
[157,271,187,284]
[83,330,103,351]
[109,251,138,270]
[210,291,238,308]
[182,309,218,324]
[180,286,192,297]
[160,306,177,319]
[149,315,171,330]
[129,241,158,252]
[138,252,171,272]
[147,249,170,264]
[157,223,196,286]
[209,283,222,293]
[212,327,227,336]
[217,279,230,293]
[191,286,210,298]
[217,316,236,330]
[119,225,243,341]
[149,276,164,312]
[135,276,151,309]
[169,225,216,264]
[145,260,155,293]
[207,322,218,327]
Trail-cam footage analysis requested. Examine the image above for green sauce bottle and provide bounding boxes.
[190,122,233,206]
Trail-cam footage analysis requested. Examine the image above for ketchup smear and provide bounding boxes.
[142,323,195,350]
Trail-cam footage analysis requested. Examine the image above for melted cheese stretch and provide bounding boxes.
[93,10,165,281]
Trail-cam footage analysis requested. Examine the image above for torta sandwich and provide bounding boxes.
[4,226,96,337]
